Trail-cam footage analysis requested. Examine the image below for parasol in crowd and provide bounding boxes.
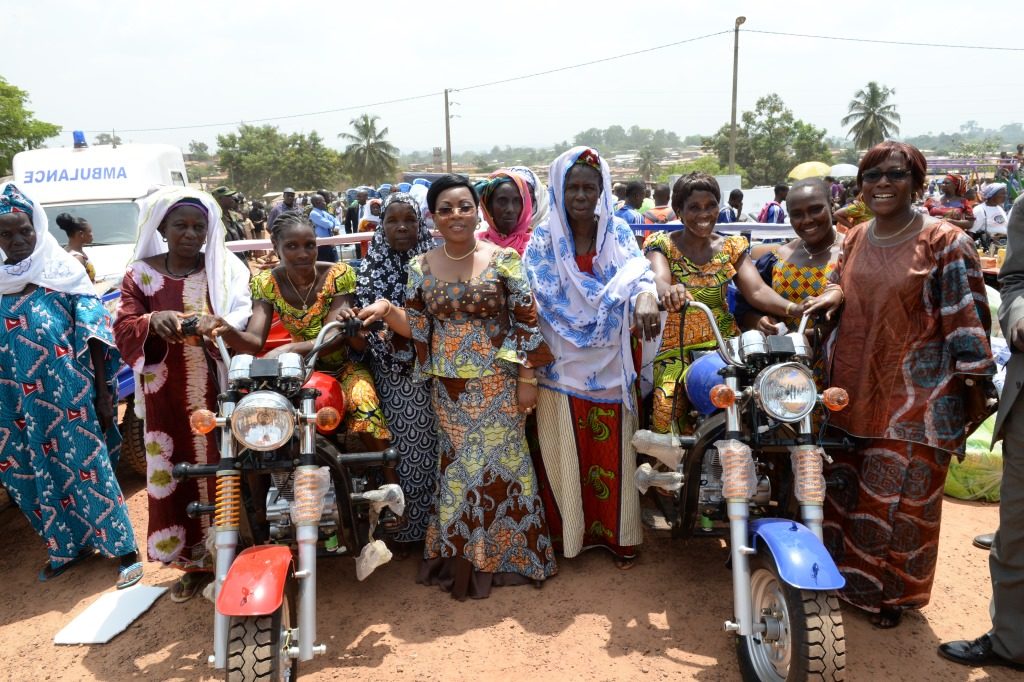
[788,161,831,180]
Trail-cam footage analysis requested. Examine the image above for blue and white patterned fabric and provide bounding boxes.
[523,147,657,412]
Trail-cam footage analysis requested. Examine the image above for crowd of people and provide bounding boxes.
[1,138,1022,671]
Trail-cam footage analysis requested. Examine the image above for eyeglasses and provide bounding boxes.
[861,168,911,183]
[434,204,476,217]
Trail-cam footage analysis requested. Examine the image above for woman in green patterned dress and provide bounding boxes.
[643,172,801,434]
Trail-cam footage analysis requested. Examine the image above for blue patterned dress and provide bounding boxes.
[0,287,137,569]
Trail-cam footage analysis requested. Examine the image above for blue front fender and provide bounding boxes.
[750,518,845,591]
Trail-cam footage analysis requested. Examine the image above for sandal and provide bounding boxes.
[871,605,904,629]
[116,562,144,590]
[38,548,97,582]
[614,555,638,571]
[170,572,213,603]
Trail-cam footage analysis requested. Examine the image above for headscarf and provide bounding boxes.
[508,165,550,230]
[982,182,1007,201]
[358,198,383,232]
[479,170,534,255]
[356,192,434,376]
[523,147,657,413]
[0,182,95,297]
[132,186,252,330]
[945,174,969,197]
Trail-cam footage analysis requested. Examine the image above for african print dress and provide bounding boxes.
[642,231,747,434]
[0,288,137,570]
[824,221,995,613]
[250,262,389,440]
[114,263,220,570]
[406,248,557,599]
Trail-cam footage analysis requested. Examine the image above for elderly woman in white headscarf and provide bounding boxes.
[0,182,143,589]
[113,187,251,602]
[523,146,661,568]
[972,182,1009,244]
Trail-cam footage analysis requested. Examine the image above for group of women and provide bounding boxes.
[0,141,995,629]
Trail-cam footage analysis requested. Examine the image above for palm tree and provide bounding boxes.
[338,114,399,185]
[841,82,901,150]
[637,146,662,182]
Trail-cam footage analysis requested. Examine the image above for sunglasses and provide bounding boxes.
[861,168,911,183]
[434,204,476,217]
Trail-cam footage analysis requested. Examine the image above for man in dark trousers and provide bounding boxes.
[939,194,1024,672]
[344,188,369,234]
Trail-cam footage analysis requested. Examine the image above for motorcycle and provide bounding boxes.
[633,302,853,682]
[172,319,403,681]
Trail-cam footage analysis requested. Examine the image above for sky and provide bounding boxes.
[6,1,1022,156]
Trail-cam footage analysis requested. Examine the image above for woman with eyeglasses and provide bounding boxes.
[358,174,558,600]
[804,141,996,629]
[924,173,975,231]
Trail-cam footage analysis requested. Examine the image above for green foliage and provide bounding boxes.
[954,137,1001,159]
[0,77,60,175]
[474,155,498,173]
[660,156,749,187]
[841,81,901,149]
[905,122,1022,156]
[187,140,210,161]
[217,125,344,197]
[338,114,399,186]
[703,94,830,186]
[636,145,662,182]
[94,132,122,146]
[573,125,681,153]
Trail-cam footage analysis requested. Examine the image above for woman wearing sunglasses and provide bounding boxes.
[358,174,558,600]
[805,141,996,629]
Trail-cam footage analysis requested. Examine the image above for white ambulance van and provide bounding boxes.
[12,140,189,287]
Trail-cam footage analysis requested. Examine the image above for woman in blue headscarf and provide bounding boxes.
[0,183,142,589]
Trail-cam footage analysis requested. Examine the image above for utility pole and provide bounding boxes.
[729,16,746,175]
[444,89,453,173]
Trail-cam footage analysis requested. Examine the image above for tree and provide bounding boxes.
[94,132,122,146]
[188,140,210,161]
[660,155,750,188]
[217,125,344,197]
[636,146,662,182]
[841,81,901,150]
[702,94,831,186]
[0,77,60,175]
[338,114,399,186]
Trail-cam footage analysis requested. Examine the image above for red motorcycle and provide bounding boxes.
[173,320,402,681]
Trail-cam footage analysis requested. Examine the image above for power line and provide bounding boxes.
[746,29,1024,52]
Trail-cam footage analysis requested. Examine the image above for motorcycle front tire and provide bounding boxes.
[226,578,297,682]
[735,552,846,682]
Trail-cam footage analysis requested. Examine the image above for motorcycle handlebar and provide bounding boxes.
[304,319,385,379]
[172,462,222,480]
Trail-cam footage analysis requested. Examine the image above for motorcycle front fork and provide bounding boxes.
[722,408,822,637]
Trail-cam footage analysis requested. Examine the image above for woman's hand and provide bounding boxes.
[357,299,392,326]
[755,315,782,335]
[633,292,661,341]
[660,283,690,312]
[194,314,233,339]
[335,304,358,322]
[150,310,184,343]
[802,287,844,321]
[93,389,114,433]
[517,380,538,414]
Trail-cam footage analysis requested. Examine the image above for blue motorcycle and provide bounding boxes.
[633,302,853,681]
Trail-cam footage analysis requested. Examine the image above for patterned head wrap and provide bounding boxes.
[0,183,34,218]
[507,165,550,230]
[982,182,1007,201]
[945,174,968,197]
[165,197,208,221]
[574,148,603,174]
[479,171,533,255]
[355,192,435,376]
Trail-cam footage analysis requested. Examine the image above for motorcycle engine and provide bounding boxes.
[699,447,725,506]
[266,471,340,540]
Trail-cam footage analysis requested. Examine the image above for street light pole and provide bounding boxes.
[444,89,453,173]
[729,16,746,175]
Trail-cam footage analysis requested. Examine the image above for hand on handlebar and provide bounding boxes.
[151,310,185,343]
[357,299,392,326]
[755,315,781,335]
[660,283,691,312]
[801,286,844,321]
[192,313,233,339]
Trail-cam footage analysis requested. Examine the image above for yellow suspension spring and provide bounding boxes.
[214,472,242,528]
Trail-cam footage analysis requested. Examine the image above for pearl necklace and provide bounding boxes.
[443,241,477,261]
[870,211,920,243]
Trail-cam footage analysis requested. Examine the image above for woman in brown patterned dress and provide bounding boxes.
[359,175,557,599]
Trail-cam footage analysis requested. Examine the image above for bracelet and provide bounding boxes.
[380,299,393,317]
[518,376,538,386]
[785,301,796,316]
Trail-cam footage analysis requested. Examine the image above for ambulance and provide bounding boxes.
[12,134,189,287]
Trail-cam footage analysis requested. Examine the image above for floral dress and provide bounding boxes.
[642,231,747,433]
[250,262,390,440]
[406,247,557,598]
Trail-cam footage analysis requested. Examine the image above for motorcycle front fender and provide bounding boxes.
[750,518,845,591]
[216,545,293,617]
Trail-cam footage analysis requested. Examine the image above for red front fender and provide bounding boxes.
[216,545,293,617]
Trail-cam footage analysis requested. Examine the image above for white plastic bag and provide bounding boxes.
[634,462,684,494]
[355,540,393,581]
[632,429,685,469]
[362,483,406,532]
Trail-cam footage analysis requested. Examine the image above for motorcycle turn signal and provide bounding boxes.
[190,409,218,434]
[822,387,850,412]
[709,384,736,409]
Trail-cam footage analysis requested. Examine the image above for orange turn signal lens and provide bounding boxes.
[709,384,736,409]
[822,387,850,412]
[315,406,342,432]
[190,409,218,435]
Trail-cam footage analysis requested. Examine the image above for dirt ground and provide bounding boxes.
[0,475,1012,682]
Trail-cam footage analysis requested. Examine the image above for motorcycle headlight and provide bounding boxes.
[754,362,816,423]
[231,391,295,451]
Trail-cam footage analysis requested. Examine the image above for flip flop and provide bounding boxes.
[614,555,638,571]
[38,549,98,583]
[116,562,144,590]
[170,572,213,603]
